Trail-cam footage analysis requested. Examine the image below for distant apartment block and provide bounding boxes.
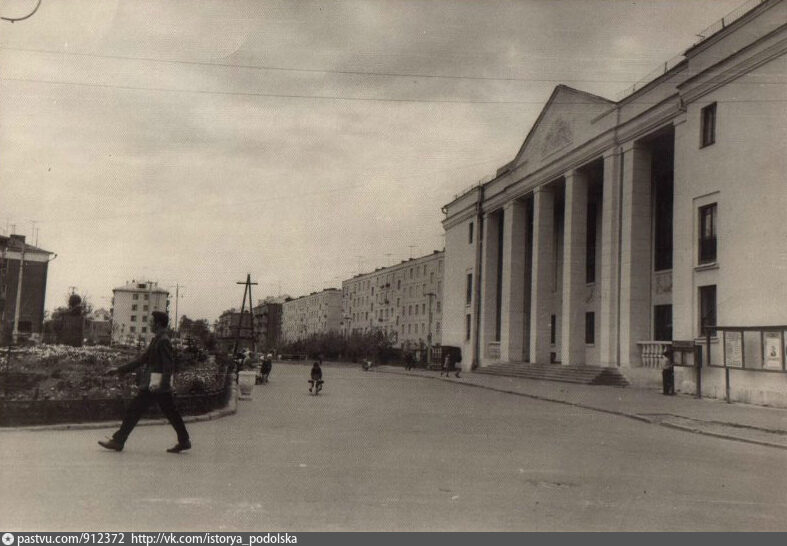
[111,280,169,346]
[342,250,444,350]
[281,289,342,343]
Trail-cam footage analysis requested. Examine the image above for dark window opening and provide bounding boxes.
[465,273,473,305]
[586,200,597,283]
[465,314,472,341]
[654,173,674,271]
[550,314,556,345]
[468,222,474,244]
[654,305,672,341]
[701,102,716,148]
[699,285,717,337]
[699,203,717,264]
[585,312,595,344]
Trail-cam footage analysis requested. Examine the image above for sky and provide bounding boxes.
[1,0,745,323]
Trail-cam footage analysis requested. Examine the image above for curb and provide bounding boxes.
[0,384,239,433]
[376,367,787,450]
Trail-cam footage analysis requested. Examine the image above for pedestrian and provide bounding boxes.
[309,361,323,393]
[441,347,461,378]
[404,351,414,371]
[662,347,675,395]
[98,311,191,453]
[261,353,273,384]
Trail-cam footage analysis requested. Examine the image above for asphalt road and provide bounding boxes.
[1,363,786,531]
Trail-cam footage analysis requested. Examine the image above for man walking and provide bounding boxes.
[98,311,191,453]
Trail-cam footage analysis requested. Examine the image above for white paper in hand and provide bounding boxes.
[149,372,163,389]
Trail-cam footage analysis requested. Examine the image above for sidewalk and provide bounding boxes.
[376,365,787,450]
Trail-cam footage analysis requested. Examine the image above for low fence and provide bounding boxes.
[0,361,234,427]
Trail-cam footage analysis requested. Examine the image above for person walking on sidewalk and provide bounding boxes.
[98,311,191,453]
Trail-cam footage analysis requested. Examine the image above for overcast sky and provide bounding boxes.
[1,0,743,323]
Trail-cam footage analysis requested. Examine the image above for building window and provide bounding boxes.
[436,301,441,312]
[397,280,401,289]
[550,315,556,345]
[129,326,136,333]
[585,312,595,345]
[141,327,147,334]
[143,305,149,311]
[654,172,674,271]
[469,222,474,244]
[700,102,716,148]
[131,304,137,311]
[586,200,597,283]
[466,273,473,305]
[133,294,139,300]
[699,285,717,337]
[699,203,717,264]
[465,314,472,340]
[144,294,149,300]
[142,316,147,323]
[130,315,136,322]
[654,305,672,341]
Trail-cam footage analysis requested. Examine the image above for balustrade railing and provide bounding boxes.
[636,341,672,368]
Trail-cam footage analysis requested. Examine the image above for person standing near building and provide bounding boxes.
[98,311,191,453]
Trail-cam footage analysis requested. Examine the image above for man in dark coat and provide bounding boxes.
[98,311,191,453]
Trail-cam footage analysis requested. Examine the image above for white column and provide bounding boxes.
[561,170,588,366]
[500,199,527,362]
[530,187,555,364]
[619,142,653,366]
[599,149,621,366]
[479,210,501,363]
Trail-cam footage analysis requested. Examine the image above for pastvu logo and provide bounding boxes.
[2,533,14,545]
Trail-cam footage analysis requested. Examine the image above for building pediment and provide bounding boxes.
[511,85,613,175]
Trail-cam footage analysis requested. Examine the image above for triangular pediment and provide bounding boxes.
[512,85,613,171]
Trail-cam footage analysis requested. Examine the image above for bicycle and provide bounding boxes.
[308,379,324,395]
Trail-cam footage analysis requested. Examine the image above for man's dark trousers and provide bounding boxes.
[113,390,190,445]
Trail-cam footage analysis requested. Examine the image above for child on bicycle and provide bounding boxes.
[308,361,323,393]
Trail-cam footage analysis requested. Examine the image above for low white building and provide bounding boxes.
[111,280,169,346]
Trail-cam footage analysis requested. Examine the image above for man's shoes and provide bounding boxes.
[166,440,192,453]
[98,438,124,451]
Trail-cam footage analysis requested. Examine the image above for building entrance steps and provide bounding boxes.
[474,361,629,387]
[376,365,787,450]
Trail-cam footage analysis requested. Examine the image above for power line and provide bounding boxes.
[2,75,783,105]
[0,45,643,85]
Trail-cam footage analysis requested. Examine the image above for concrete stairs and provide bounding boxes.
[474,362,630,387]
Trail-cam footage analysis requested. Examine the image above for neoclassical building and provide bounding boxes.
[442,0,786,403]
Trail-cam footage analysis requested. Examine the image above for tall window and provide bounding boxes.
[700,102,716,148]
[465,314,472,340]
[699,285,717,336]
[585,312,595,344]
[466,273,473,305]
[586,200,597,283]
[468,222,474,244]
[550,315,556,345]
[654,173,674,271]
[654,305,672,341]
[699,203,717,264]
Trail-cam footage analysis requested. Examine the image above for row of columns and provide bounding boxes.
[476,142,653,368]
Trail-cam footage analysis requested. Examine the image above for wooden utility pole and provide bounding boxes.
[233,274,258,355]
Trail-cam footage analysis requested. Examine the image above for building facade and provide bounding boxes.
[341,250,444,351]
[0,234,54,342]
[111,280,169,346]
[281,289,342,343]
[442,0,787,404]
[252,301,283,352]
